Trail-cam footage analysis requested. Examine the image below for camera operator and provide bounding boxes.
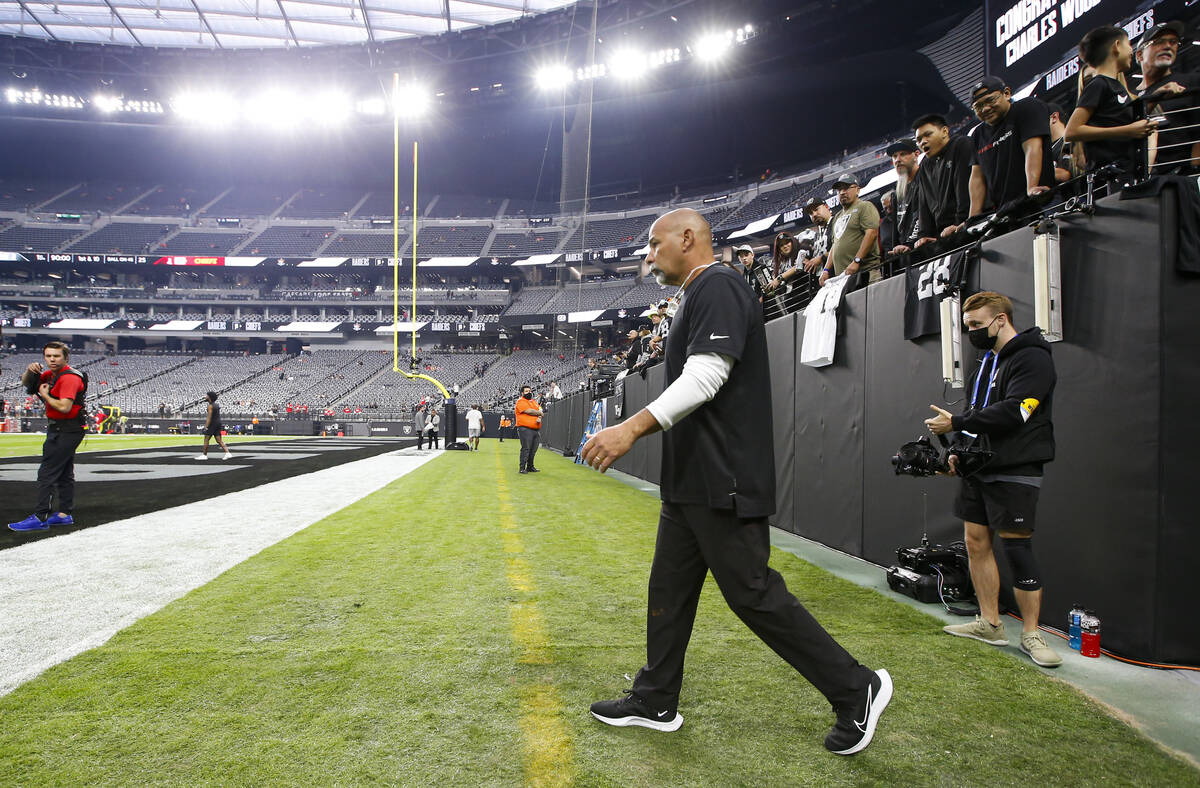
[924,291,1061,668]
[8,341,87,532]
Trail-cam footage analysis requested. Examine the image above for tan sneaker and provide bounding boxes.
[943,616,1008,646]
[1020,631,1063,667]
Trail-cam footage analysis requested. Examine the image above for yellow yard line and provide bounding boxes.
[494,449,575,787]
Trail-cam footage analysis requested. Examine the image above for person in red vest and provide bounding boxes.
[9,341,88,532]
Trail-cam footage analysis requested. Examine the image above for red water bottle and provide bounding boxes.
[1080,610,1101,658]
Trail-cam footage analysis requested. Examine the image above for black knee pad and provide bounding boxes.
[1001,536,1042,591]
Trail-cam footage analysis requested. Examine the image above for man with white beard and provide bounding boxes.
[884,138,922,255]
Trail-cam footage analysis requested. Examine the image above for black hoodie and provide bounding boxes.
[951,326,1056,475]
[913,134,974,239]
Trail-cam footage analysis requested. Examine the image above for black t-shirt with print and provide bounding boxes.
[971,97,1055,207]
[1076,75,1139,170]
[660,264,775,518]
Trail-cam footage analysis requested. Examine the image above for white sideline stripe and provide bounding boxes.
[0,447,442,698]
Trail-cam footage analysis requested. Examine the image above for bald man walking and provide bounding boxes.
[581,209,892,755]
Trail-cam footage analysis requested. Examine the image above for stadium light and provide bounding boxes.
[171,91,236,126]
[608,50,649,80]
[357,97,387,116]
[4,88,81,109]
[534,65,574,91]
[243,91,303,128]
[576,64,607,82]
[649,47,682,67]
[93,94,121,113]
[392,83,430,119]
[694,31,735,62]
[312,91,352,127]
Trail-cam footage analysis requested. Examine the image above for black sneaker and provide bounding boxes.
[590,689,682,732]
[527,468,541,473]
[824,669,892,756]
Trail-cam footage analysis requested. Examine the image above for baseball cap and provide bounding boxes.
[885,138,919,155]
[1136,20,1186,49]
[734,243,754,254]
[803,196,827,212]
[970,76,1008,102]
[832,172,859,188]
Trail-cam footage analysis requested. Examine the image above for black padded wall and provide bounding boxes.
[564,393,590,456]
[862,276,962,566]
[1152,193,1199,664]
[766,315,797,532]
[792,295,867,556]
[643,364,666,486]
[542,402,567,452]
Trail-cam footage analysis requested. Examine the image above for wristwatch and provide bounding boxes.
[852,256,863,265]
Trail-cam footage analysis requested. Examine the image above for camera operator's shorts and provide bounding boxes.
[469,428,481,438]
[954,478,1039,532]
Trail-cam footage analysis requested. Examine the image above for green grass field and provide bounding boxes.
[0,440,1195,786]
[0,433,301,458]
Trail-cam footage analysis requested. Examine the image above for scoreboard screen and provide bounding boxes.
[985,0,1145,88]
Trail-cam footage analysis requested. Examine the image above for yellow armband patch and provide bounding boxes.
[1020,398,1040,422]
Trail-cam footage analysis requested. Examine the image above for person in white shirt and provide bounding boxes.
[465,404,485,451]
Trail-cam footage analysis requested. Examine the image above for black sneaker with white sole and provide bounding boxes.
[590,689,682,732]
[824,668,893,756]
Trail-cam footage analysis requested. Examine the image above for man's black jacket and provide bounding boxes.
[952,326,1056,475]
[914,135,974,239]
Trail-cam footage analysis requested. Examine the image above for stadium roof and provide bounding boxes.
[0,0,576,49]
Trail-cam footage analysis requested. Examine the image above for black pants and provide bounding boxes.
[633,502,873,710]
[426,429,439,449]
[37,428,84,518]
[518,426,540,471]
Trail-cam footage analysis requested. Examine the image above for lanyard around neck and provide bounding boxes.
[675,262,716,299]
[969,350,1000,410]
